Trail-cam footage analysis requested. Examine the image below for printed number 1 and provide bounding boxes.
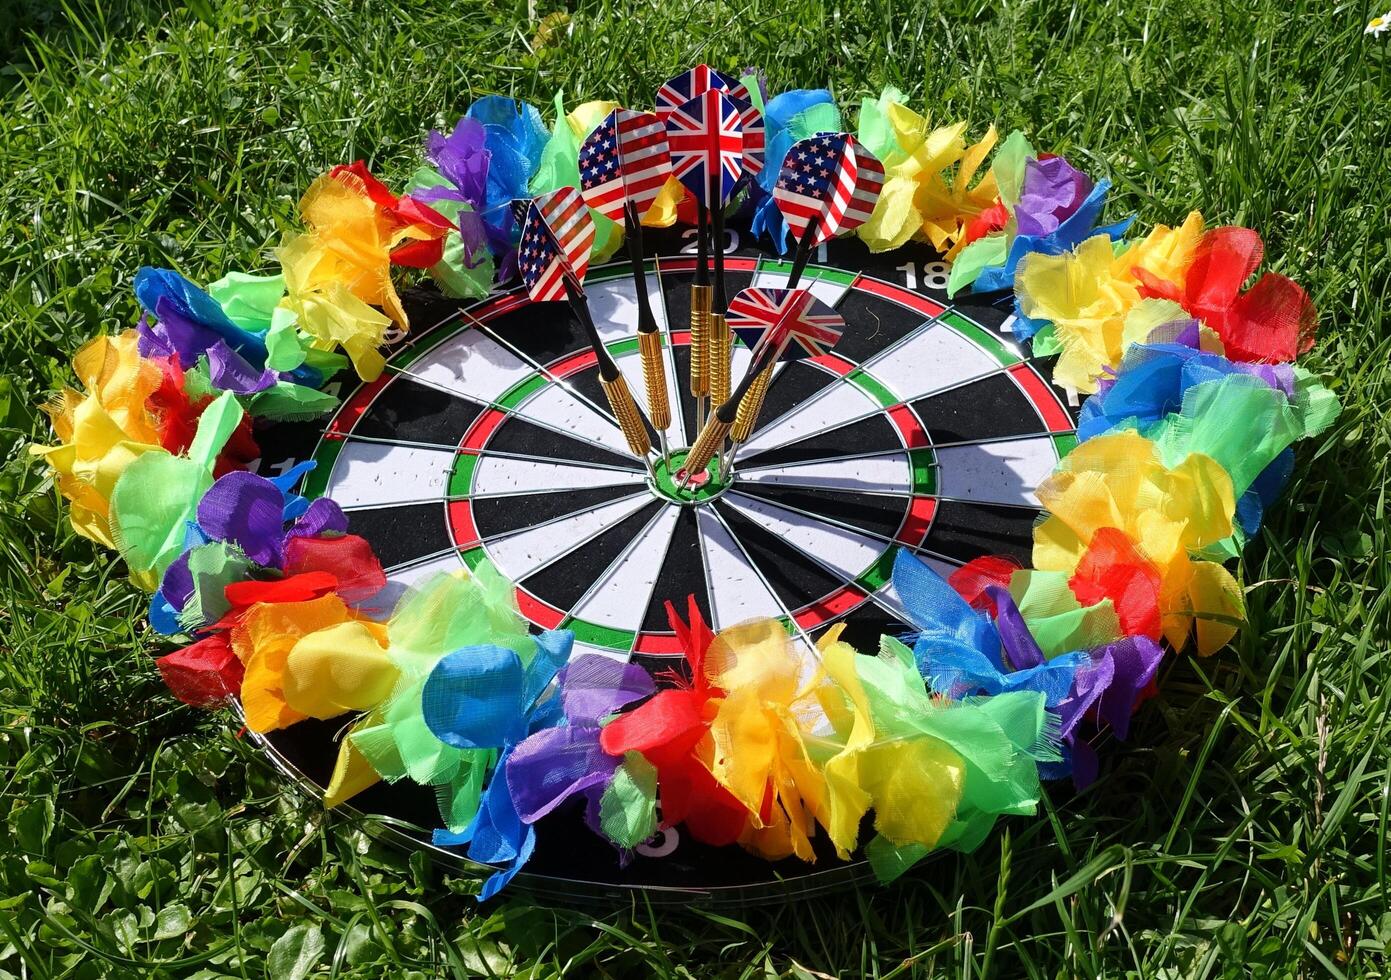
[897,261,951,291]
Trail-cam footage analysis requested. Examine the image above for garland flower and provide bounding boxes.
[32,79,1339,897]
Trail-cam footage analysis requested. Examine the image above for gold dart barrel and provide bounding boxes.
[731,362,775,443]
[682,416,733,479]
[708,313,731,407]
[637,331,670,431]
[600,375,652,458]
[688,284,711,398]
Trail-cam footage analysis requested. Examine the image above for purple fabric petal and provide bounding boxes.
[205,340,278,394]
[558,655,656,727]
[504,725,619,824]
[287,497,348,538]
[151,296,223,365]
[988,585,1046,670]
[137,313,177,360]
[1053,650,1114,739]
[1015,156,1092,238]
[196,470,287,567]
[1093,636,1165,739]
[1069,737,1100,789]
[427,117,490,205]
[161,550,196,612]
[456,210,492,268]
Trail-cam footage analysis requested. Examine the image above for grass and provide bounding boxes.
[1,0,1388,975]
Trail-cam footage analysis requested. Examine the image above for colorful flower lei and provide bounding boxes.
[32,80,1340,899]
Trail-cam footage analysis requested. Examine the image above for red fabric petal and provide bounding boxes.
[1218,272,1317,363]
[282,534,386,604]
[665,595,714,687]
[963,199,1008,246]
[330,161,400,210]
[599,689,707,756]
[157,632,244,707]
[213,416,261,478]
[1182,227,1264,327]
[1133,266,1185,305]
[389,237,445,269]
[673,188,699,227]
[148,354,201,454]
[949,555,1021,615]
[395,195,455,233]
[1068,527,1162,640]
[215,571,340,628]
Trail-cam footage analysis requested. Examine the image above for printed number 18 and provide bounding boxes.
[897,261,951,291]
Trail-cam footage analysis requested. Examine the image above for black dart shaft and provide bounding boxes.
[625,200,659,334]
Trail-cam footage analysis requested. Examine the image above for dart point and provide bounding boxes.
[651,448,731,504]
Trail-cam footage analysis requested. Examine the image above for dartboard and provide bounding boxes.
[250,220,1079,901]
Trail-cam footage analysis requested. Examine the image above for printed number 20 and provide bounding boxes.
[897,261,950,291]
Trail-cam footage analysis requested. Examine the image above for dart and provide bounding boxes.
[660,70,743,433]
[774,132,885,290]
[578,108,676,461]
[515,187,657,478]
[679,287,844,488]
[703,133,885,478]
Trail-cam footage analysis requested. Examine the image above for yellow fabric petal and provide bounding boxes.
[1188,561,1246,655]
[859,174,921,252]
[816,630,874,857]
[279,231,392,381]
[855,738,961,847]
[1016,235,1136,393]
[283,620,396,719]
[567,100,620,138]
[235,594,356,734]
[1121,298,1189,349]
[641,176,685,228]
[325,710,386,807]
[1113,210,1205,292]
[704,619,831,863]
[30,332,167,547]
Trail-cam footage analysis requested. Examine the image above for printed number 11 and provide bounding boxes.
[897,261,951,291]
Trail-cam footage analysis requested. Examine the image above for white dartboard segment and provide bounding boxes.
[858,321,1002,403]
[483,493,654,583]
[567,505,682,632]
[326,441,455,509]
[398,327,535,403]
[696,507,789,629]
[736,453,913,494]
[586,277,669,343]
[933,436,1059,507]
[469,456,647,496]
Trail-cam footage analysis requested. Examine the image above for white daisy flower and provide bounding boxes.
[1367,12,1391,34]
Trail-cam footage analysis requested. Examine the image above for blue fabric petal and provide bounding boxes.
[423,645,528,749]
[149,590,182,636]
[433,742,539,900]
[974,181,1133,292]
[520,629,574,727]
[891,550,1001,667]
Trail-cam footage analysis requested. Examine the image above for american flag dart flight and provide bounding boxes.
[517,187,656,473]
[579,108,675,456]
[61,65,1334,910]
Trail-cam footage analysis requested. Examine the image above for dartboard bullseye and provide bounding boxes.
[246,223,1080,897]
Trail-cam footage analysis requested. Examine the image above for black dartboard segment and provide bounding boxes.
[255,227,1078,902]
